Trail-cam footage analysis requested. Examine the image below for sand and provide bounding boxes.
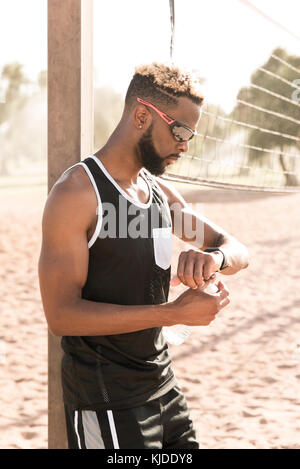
[0,181,300,449]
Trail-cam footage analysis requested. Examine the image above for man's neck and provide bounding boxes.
[94,129,142,186]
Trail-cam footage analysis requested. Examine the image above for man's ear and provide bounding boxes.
[134,105,152,131]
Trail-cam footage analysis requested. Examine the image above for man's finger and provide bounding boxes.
[176,252,187,286]
[199,274,217,291]
[193,258,205,288]
[203,258,214,281]
[183,255,198,289]
[217,297,230,311]
[218,288,229,301]
[216,280,229,295]
[207,273,217,284]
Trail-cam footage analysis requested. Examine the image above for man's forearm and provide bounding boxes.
[216,234,249,275]
[50,298,175,337]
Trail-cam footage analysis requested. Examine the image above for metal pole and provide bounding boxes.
[169,0,175,61]
[48,0,94,449]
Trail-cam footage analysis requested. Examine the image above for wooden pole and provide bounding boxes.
[48,0,93,449]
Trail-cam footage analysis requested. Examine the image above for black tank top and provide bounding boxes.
[61,156,176,410]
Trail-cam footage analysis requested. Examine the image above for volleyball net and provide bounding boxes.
[164,0,300,192]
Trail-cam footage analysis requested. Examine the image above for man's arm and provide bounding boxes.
[38,167,229,336]
[157,178,249,287]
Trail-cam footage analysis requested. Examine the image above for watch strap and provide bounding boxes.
[204,247,229,271]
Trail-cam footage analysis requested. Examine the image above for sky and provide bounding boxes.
[0,0,299,112]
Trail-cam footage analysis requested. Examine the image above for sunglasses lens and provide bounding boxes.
[171,124,194,142]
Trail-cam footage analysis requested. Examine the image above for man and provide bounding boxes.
[39,62,249,449]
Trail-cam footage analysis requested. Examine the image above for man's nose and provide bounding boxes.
[177,141,189,153]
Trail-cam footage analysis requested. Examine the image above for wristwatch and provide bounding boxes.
[204,247,230,271]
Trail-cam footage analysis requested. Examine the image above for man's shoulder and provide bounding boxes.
[48,163,97,204]
[54,164,91,193]
[44,164,96,220]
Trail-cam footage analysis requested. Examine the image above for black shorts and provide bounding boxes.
[64,385,199,449]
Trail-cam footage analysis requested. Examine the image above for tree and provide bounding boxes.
[231,48,300,186]
[0,63,46,176]
[0,63,31,174]
[0,62,29,120]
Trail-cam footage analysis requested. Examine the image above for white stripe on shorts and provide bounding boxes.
[82,410,105,449]
[74,410,82,449]
[107,410,120,449]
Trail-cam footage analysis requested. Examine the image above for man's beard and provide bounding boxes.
[138,125,179,176]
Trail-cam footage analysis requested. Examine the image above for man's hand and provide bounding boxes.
[171,249,223,289]
[171,280,230,326]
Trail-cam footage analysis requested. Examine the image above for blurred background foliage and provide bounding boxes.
[0,63,47,177]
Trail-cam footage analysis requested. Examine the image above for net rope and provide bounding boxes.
[201,110,300,143]
[258,67,300,90]
[271,54,300,74]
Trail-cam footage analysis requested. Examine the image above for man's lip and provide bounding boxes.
[166,157,179,164]
[167,156,181,161]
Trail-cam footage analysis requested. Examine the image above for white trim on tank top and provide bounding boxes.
[60,161,103,250]
[89,155,153,209]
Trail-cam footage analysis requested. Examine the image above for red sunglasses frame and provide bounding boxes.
[136,97,197,142]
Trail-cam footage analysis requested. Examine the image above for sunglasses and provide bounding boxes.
[137,97,197,142]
